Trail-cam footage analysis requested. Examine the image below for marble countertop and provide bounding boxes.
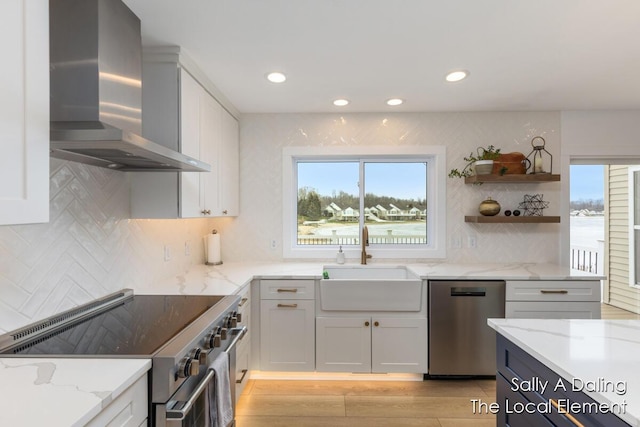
[0,358,150,427]
[0,263,603,426]
[489,318,640,426]
[134,261,604,296]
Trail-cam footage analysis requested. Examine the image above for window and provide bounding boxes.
[283,146,446,259]
[629,166,640,288]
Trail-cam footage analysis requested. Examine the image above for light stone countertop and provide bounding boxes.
[489,318,640,426]
[1,262,601,426]
[134,261,604,296]
[0,358,151,427]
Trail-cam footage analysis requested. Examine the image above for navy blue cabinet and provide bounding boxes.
[496,334,630,427]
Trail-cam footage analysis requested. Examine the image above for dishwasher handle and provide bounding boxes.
[450,287,486,297]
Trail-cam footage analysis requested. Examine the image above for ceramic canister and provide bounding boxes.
[479,197,501,216]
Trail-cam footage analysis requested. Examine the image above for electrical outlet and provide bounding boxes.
[468,235,477,248]
[164,245,171,262]
[270,239,277,250]
[450,236,462,249]
[184,241,191,256]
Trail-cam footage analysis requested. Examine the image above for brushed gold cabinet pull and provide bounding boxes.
[238,297,248,307]
[223,210,228,215]
[549,398,584,427]
[201,209,211,215]
[374,321,380,327]
[277,288,298,293]
[277,303,298,308]
[540,289,569,294]
[364,321,370,327]
[236,369,248,384]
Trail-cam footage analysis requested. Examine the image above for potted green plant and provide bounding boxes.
[448,145,501,178]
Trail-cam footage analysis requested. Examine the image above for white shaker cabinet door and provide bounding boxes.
[179,69,224,218]
[218,108,239,216]
[316,317,371,373]
[0,0,49,225]
[259,299,315,371]
[371,317,427,373]
[179,70,205,218]
[199,90,222,216]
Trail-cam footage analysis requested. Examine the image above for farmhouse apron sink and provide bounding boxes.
[320,265,422,311]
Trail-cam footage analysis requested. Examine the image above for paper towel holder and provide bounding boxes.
[205,229,223,266]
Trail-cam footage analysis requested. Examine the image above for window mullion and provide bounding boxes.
[359,160,365,245]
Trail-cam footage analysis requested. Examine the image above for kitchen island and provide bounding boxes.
[489,318,640,426]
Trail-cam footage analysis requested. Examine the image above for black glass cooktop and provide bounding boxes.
[2,295,225,356]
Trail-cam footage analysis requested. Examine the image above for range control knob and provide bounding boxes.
[228,311,238,328]
[220,326,228,340]
[204,327,222,349]
[188,347,207,365]
[177,356,199,378]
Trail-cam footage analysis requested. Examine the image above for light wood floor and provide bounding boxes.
[601,302,640,319]
[236,303,638,427]
[236,378,497,427]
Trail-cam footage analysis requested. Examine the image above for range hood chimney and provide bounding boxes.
[49,0,210,172]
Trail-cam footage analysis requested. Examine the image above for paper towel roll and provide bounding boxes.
[205,232,222,265]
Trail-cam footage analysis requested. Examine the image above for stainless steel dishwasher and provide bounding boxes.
[428,280,505,377]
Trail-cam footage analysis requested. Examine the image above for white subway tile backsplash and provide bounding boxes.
[220,112,561,264]
[0,300,30,332]
[0,112,564,333]
[0,159,216,333]
[0,246,30,285]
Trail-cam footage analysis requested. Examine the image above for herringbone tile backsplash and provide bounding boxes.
[0,111,562,332]
[221,111,562,263]
[0,159,215,333]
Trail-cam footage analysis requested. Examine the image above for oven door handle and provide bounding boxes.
[166,369,215,420]
[166,327,247,420]
[224,326,247,354]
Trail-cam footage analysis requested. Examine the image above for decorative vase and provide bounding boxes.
[479,197,501,216]
[473,160,494,175]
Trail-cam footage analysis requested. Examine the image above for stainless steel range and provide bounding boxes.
[0,289,246,427]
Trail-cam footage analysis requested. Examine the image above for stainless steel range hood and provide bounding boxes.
[49,0,210,172]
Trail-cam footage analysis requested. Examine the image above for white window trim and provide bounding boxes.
[283,145,447,260]
[629,166,640,289]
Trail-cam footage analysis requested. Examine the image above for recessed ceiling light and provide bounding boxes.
[333,99,349,107]
[266,72,286,83]
[445,70,469,82]
[386,98,403,106]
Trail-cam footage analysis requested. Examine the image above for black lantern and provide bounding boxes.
[526,136,552,174]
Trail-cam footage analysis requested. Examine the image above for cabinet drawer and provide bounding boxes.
[260,280,315,300]
[506,301,601,319]
[87,374,148,427]
[497,373,555,427]
[506,280,600,302]
[235,344,250,403]
[237,286,251,331]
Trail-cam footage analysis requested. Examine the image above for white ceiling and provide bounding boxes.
[123,0,640,114]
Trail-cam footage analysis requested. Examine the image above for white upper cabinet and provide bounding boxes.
[179,70,216,218]
[130,49,239,218]
[0,0,49,225]
[219,108,240,216]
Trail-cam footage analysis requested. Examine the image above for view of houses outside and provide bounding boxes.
[297,161,427,246]
[297,163,605,259]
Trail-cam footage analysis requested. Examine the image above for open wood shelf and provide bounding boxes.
[465,174,561,184]
[465,215,561,224]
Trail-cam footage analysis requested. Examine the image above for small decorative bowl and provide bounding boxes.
[479,197,501,216]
